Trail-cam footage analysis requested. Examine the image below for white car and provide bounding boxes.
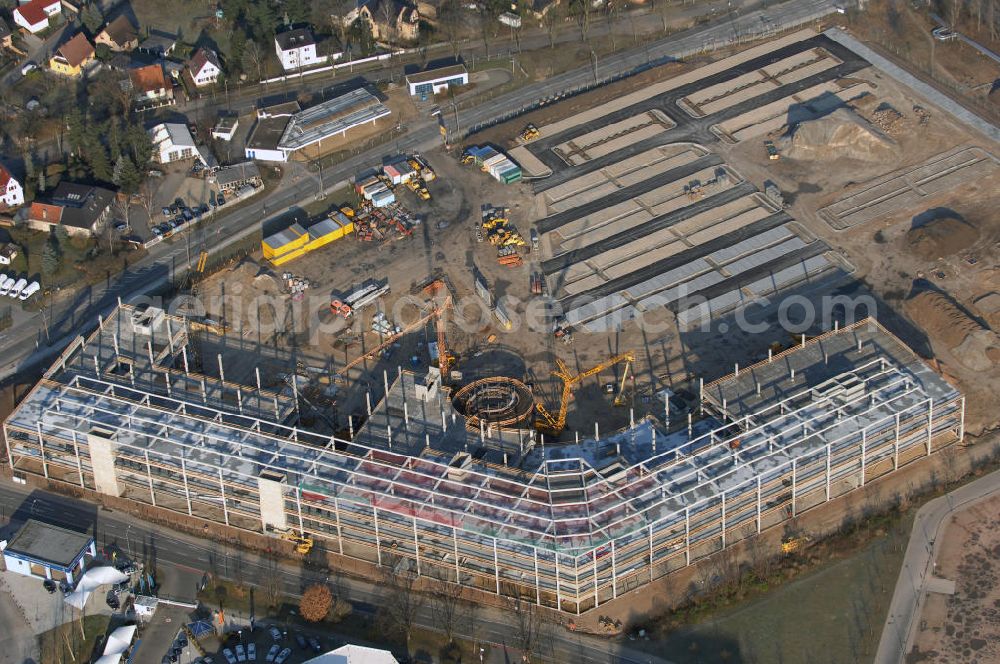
[247,643,256,661]
[0,276,14,296]
[235,644,246,662]
[265,645,280,663]
[222,649,237,664]
[20,62,36,76]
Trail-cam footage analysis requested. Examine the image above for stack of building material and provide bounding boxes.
[462,145,522,184]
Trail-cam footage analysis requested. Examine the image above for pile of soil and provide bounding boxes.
[905,216,979,260]
[780,107,898,162]
[905,289,998,370]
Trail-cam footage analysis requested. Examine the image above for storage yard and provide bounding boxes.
[7,24,1000,621]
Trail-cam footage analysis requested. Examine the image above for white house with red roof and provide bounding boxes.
[187,48,221,87]
[0,164,23,209]
[13,0,61,34]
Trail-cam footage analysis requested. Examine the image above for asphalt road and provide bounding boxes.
[0,480,666,664]
[874,467,1000,664]
[0,0,841,386]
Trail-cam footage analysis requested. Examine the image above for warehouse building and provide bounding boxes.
[3,309,964,614]
[246,89,390,162]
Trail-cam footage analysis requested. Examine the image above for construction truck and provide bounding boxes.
[406,177,431,200]
[764,140,780,160]
[520,124,540,141]
[279,530,314,554]
[781,535,810,554]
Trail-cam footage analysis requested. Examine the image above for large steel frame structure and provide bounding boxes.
[4,308,963,614]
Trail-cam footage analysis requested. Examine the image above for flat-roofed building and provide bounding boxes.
[1,519,95,585]
[406,64,468,97]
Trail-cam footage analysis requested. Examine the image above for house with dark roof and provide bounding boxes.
[187,47,221,87]
[27,182,115,236]
[357,0,420,43]
[49,32,95,77]
[274,27,333,71]
[137,29,176,57]
[12,0,61,34]
[96,15,139,52]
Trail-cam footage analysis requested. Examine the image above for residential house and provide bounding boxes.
[0,165,24,209]
[149,123,206,164]
[49,32,95,77]
[128,63,172,105]
[27,182,115,236]
[405,63,468,97]
[187,48,221,87]
[12,0,61,34]
[95,15,139,52]
[357,0,420,43]
[137,30,176,57]
[274,27,331,72]
[0,19,14,51]
[0,244,19,265]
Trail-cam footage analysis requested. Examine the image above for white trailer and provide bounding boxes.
[19,281,40,300]
[0,276,13,296]
[8,278,27,298]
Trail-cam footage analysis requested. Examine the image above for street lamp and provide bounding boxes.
[125,524,134,560]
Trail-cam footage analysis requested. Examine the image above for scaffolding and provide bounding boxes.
[3,309,964,614]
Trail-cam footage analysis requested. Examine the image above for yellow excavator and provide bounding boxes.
[536,352,635,436]
[520,124,540,141]
[280,530,314,554]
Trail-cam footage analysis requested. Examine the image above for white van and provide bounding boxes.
[0,276,14,296]
[19,281,40,301]
[9,278,27,299]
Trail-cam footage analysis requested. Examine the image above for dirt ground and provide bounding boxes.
[908,493,1000,664]
[719,65,1000,435]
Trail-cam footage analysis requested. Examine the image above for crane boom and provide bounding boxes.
[536,352,635,436]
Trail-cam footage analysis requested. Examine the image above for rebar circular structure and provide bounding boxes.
[452,376,536,431]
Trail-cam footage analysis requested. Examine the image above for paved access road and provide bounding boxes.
[0,0,840,386]
[874,467,1000,664]
[0,480,670,664]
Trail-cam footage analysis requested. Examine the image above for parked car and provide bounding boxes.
[20,281,40,301]
[43,579,56,593]
[274,649,291,664]
[268,626,281,641]
[161,207,171,217]
[247,643,256,661]
[114,222,129,232]
[216,193,225,206]
[181,208,193,221]
[932,26,958,40]
[294,634,306,650]
[20,62,36,76]
[235,644,246,662]
[222,649,237,664]
[307,637,322,653]
[265,645,280,663]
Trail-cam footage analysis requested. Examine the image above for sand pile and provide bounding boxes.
[780,108,898,162]
[906,216,979,260]
[906,289,999,371]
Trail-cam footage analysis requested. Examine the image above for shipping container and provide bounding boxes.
[371,189,396,208]
[474,275,492,307]
[362,181,389,200]
[262,223,309,260]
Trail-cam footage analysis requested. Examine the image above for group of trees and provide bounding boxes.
[62,109,152,195]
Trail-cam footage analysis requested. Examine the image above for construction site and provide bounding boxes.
[5,24,1000,619]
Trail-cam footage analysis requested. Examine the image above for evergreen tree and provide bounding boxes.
[41,241,61,278]
[81,5,103,34]
[54,224,69,247]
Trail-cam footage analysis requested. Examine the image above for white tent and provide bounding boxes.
[64,566,128,609]
[302,645,399,664]
[93,624,137,664]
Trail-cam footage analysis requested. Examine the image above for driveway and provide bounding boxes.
[0,581,36,664]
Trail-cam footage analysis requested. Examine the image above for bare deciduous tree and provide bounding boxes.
[430,570,467,646]
[378,553,425,654]
[508,590,544,663]
[542,3,563,48]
